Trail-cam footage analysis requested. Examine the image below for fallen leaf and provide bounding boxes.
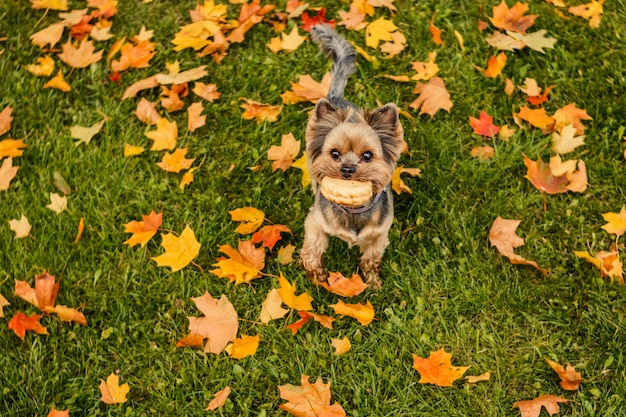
[58,39,103,68]
[301,8,335,32]
[9,214,31,239]
[268,133,301,172]
[412,348,469,387]
[156,65,208,85]
[545,358,582,391]
[26,55,55,76]
[123,210,162,247]
[277,244,296,265]
[470,111,500,138]
[411,51,439,81]
[278,273,314,311]
[123,144,145,157]
[211,240,266,284]
[179,166,199,191]
[0,294,10,317]
[186,292,238,354]
[99,373,129,404]
[134,98,161,125]
[429,22,444,45]
[319,272,368,297]
[279,375,347,417]
[0,107,13,136]
[380,30,407,57]
[287,311,335,334]
[122,75,159,99]
[330,300,374,325]
[225,334,260,359]
[601,206,626,237]
[365,17,398,48]
[30,0,68,10]
[489,216,547,273]
[268,26,306,53]
[43,71,71,92]
[145,118,178,151]
[157,148,195,173]
[70,119,106,146]
[569,0,604,28]
[15,270,59,310]
[465,371,491,383]
[229,206,265,234]
[44,305,87,325]
[391,165,421,194]
[338,4,367,31]
[151,225,201,271]
[575,250,623,283]
[485,31,526,51]
[489,0,538,33]
[508,29,557,53]
[513,394,569,417]
[187,102,206,132]
[331,337,351,355]
[552,124,585,154]
[291,154,311,187]
[8,311,49,340]
[0,157,19,191]
[471,146,495,160]
[515,106,555,131]
[409,77,453,117]
[484,52,507,78]
[46,407,69,417]
[553,103,592,135]
[259,288,289,323]
[251,224,292,250]
[205,386,231,411]
[193,82,221,102]
[46,192,68,214]
[241,99,282,123]
[30,23,65,49]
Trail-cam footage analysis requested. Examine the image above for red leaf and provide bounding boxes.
[301,8,336,32]
[469,111,500,138]
[8,311,49,340]
[251,224,292,250]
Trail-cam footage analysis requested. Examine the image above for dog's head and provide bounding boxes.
[305,99,405,195]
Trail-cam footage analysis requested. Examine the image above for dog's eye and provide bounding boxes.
[330,149,341,160]
[361,151,373,162]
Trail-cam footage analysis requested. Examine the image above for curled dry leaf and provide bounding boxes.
[489,216,547,274]
[330,300,374,325]
[545,358,582,391]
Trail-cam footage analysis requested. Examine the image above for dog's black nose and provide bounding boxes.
[340,165,355,178]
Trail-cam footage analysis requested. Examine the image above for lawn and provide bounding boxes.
[1,0,625,416]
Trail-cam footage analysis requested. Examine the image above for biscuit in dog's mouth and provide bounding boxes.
[320,177,374,207]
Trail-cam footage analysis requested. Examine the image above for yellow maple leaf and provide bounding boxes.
[330,299,374,325]
[156,148,195,173]
[267,133,301,172]
[211,240,266,284]
[277,273,313,311]
[58,39,103,68]
[123,210,162,247]
[569,0,604,28]
[601,206,626,237]
[179,166,199,191]
[123,144,145,157]
[151,225,201,272]
[99,373,129,404]
[0,139,27,158]
[411,51,439,81]
[365,17,398,48]
[278,26,307,52]
[43,71,71,92]
[392,166,421,194]
[145,118,177,151]
[26,55,55,77]
[225,334,260,359]
[291,154,310,187]
[229,206,265,234]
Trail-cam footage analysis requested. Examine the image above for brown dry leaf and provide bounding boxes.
[338,4,368,31]
[545,358,582,391]
[380,30,407,57]
[268,132,301,172]
[58,39,103,68]
[211,240,266,284]
[205,386,231,411]
[489,0,538,33]
[412,348,470,387]
[259,288,289,323]
[99,373,130,404]
[0,157,19,191]
[319,271,368,297]
[513,394,569,417]
[241,99,282,123]
[410,77,452,117]
[0,106,13,136]
[123,210,162,247]
[278,375,347,417]
[489,216,547,273]
[186,292,238,354]
[135,98,161,125]
[43,71,71,92]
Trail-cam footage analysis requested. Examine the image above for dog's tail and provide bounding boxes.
[310,24,357,106]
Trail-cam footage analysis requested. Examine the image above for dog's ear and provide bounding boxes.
[314,98,337,120]
[365,103,405,163]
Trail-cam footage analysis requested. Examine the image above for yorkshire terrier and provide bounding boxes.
[299,24,405,289]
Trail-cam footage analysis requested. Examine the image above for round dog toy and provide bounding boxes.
[320,177,373,207]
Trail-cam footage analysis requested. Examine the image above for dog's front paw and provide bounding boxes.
[299,254,328,283]
[364,270,382,290]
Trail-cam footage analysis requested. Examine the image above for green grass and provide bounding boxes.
[1,0,626,416]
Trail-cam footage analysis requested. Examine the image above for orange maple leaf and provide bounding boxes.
[410,77,453,117]
[267,133,301,172]
[282,73,331,105]
[523,154,586,194]
[484,52,507,78]
[225,334,260,359]
[8,311,49,340]
[58,39,103,68]
[287,311,335,335]
[469,111,500,138]
[151,225,201,272]
[0,139,27,158]
[110,37,156,72]
[251,224,292,250]
[515,106,555,131]
[185,292,238,354]
[574,250,624,283]
[489,216,547,273]
[545,358,582,391]
[99,373,130,404]
[14,271,59,310]
[157,148,196,173]
[193,82,221,102]
[123,210,162,247]
[553,103,592,135]
[489,0,538,33]
[43,70,71,92]
[45,407,69,417]
[319,271,368,297]
[330,299,374,325]
[145,118,178,151]
[241,99,282,123]
[211,240,266,284]
[412,348,469,387]
[278,375,347,417]
[513,394,569,417]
